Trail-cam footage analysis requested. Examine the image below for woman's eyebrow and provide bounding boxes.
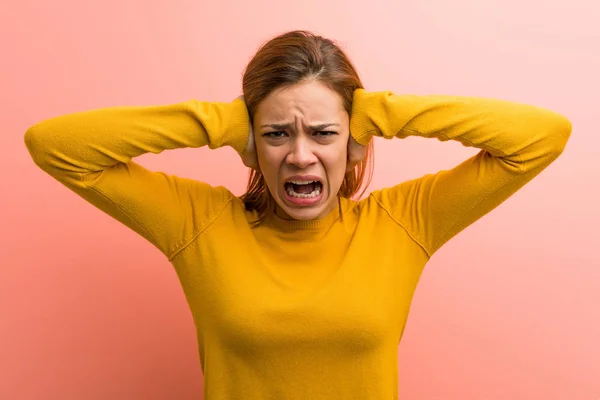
[260,123,340,130]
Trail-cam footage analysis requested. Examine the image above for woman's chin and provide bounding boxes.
[275,195,334,221]
[286,207,323,221]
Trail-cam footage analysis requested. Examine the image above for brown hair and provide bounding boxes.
[239,30,374,221]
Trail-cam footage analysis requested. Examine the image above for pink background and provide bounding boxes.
[2,0,599,399]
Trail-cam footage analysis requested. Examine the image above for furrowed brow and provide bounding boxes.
[309,123,340,130]
[260,123,292,130]
[260,123,339,130]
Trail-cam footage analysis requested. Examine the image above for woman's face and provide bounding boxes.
[253,80,350,220]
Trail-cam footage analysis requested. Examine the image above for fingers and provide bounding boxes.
[347,134,368,170]
[242,130,259,170]
[239,98,259,170]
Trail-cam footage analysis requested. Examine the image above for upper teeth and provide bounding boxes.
[289,180,318,184]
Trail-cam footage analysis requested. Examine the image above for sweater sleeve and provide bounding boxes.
[350,89,572,258]
[24,98,250,260]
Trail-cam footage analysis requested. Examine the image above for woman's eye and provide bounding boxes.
[264,131,286,138]
[316,131,337,137]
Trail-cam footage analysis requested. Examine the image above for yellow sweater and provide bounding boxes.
[24,90,571,399]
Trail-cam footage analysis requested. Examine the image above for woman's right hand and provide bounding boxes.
[237,96,259,170]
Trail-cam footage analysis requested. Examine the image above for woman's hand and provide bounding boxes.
[346,134,368,172]
[241,123,258,170]
[238,96,259,170]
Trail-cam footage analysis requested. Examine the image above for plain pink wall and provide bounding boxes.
[1,0,598,399]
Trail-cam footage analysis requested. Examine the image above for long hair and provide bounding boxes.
[239,30,374,222]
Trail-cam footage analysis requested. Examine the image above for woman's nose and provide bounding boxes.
[286,137,317,168]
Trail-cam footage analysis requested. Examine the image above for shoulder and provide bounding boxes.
[356,179,429,245]
[167,175,238,228]
[359,177,423,217]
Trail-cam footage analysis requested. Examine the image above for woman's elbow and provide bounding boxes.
[550,114,572,156]
[24,124,51,169]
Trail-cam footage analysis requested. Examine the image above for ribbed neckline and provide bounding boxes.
[264,197,351,232]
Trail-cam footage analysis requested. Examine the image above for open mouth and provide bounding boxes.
[284,180,323,199]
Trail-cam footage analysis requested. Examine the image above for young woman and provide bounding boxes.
[24,30,572,399]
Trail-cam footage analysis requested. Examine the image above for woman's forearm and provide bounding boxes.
[350,89,572,171]
[24,98,250,188]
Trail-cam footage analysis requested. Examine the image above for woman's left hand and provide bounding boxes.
[346,134,369,172]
